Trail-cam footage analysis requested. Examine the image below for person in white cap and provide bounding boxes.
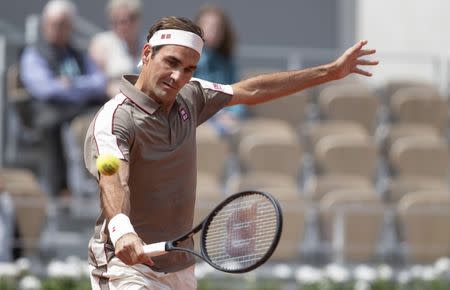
[84,16,377,289]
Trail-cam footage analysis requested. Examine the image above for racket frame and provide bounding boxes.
[146,190,283,273]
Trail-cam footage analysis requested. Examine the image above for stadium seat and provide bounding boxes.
[385,176,448,203]
[271,197,306,262]
[389,136,449,181]
[246,90,311,129]
[382,79,439,105]
[319,189,384,263]
[5,63,43,168]
[238,126,302,179]
[196,123,230,182]
[397,192,450,263]
[390,87,448,134]
[0,168,48,257]
[304,121,368,153]
[318,83,380,133]
[378,123,441,155]
[63,111,98,200]
[314,135,378,180]
[305,174,375,202]
[226,171,299,196]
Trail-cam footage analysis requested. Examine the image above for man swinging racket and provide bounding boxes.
[84,15,378,290]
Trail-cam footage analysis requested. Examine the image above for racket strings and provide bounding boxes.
[203,193,279,271]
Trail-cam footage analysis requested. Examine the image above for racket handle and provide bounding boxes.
[143,242,167,257]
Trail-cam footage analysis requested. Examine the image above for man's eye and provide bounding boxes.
[166,59,177,67]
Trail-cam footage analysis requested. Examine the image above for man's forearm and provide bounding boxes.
[99,169,135,246]
[99,175,130,218]
[229,40,377,107]
[230,62,337,106]
[99,161,131,219]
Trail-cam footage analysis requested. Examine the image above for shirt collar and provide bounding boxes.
[119,74,160,114]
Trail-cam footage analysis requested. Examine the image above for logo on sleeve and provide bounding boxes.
[213,83,223,90]
[179,107,189,121]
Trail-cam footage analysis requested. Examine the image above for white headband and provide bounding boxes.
[137,29,204,69]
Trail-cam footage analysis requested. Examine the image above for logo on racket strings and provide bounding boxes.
[225,203,257,257]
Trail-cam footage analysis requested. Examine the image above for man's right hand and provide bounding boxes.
[115,233,155,266]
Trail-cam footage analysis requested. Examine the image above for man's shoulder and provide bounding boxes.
[186,78,233,95]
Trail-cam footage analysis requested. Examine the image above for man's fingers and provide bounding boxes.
[117,252,133,265]
[357,59,379,66]
[355,39,368,49]
[353,67,372,77]
[358,49,376,57]
[138,253,155,266]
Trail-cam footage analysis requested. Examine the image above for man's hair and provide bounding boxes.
[106,0,142,17]
[42,0,77,20]
[146,16,203,43]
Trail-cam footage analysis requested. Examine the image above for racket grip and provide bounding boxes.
[143,242,167,257]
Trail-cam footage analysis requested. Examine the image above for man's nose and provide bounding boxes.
[171,69,183,82]
[171,69,182,82]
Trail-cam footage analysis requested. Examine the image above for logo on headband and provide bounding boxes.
[161,34,172,40]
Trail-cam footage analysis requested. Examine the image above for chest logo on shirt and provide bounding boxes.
[179,107,190,121]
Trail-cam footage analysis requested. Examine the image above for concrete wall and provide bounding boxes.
[0,0,340,48]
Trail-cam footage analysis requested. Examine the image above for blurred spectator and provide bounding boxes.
[20,0,107,197]
[89,0,143,98]
[194,5,247,136]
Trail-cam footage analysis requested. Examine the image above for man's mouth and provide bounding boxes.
[162,81,176,90]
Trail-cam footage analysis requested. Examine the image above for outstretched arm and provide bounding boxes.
[228,40,378,106]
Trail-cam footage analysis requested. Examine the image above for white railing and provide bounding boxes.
[0,36,6,167]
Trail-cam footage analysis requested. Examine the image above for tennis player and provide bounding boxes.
[84,16,377,290]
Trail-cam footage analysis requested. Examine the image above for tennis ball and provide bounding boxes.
[96,154,120,176]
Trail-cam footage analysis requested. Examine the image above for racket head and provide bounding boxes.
[200,190,283,273]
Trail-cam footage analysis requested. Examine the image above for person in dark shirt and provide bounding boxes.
[194,5,246,136]
[20,0,107,197]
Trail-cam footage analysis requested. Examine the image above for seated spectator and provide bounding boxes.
[89,0,143,98]
[20,0,107,197]
[194,5,247,136]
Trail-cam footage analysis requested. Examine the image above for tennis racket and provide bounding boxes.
[143,190,283,273]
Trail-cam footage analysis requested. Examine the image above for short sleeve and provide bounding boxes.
[182,78,233,126]
[84,94,133,179]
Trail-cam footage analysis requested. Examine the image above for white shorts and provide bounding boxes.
[90,257,197,290]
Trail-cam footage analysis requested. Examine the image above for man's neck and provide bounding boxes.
[134,76,174,115]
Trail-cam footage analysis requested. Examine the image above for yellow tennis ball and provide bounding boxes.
[96,154,120,176]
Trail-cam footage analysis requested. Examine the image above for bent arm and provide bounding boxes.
[229,40,378,106]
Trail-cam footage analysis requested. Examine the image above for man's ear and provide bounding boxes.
[141,43,152,65]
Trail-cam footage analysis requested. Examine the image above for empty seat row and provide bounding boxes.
[194,178,450,265]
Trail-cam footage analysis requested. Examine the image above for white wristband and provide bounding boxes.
[108,213,136,247]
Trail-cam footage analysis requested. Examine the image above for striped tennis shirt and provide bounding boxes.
[84,75,233,274]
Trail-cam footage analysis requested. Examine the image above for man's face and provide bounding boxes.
[43,12,73,46]
[143,44,200,103]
